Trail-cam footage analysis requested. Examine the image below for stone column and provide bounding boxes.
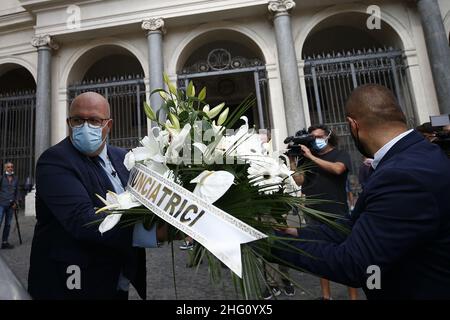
[31,34,58,162]
[142,18,166,123]
[417,0,450,114]
[269,0,305,135]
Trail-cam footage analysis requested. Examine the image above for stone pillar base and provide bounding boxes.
[25,189,36,216]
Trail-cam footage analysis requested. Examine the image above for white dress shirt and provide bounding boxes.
[371,129,414,170]
[98,145,157,292]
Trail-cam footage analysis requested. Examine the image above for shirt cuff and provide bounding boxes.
[132,222,158,248]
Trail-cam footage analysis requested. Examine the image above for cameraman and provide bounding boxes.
[289,124,357,300]
[416,121,450,158]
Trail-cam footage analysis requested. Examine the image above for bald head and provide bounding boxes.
[69,92,110,118]
[67,92,113,156]
[345,84,406,128]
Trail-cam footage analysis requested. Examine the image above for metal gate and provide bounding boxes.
[68,75,147,150]
[0,91,36,188]
[177,48,271,129]
[304,48,416,181]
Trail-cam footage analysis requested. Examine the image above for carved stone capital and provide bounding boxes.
[268,0,296,15]
[141,18,166,34]
[31,35,59,50]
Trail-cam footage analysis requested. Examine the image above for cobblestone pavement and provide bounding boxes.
[0,212,365,300]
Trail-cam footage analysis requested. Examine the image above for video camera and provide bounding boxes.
[430,114,450,157]
[284,129,315,157]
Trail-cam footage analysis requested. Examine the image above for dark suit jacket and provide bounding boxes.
[276,130,450,299]
[28,137,146,300]
[0,174,19,207]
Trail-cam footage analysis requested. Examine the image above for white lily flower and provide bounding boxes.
[191,170,234,204]
[247,157,294,194]
[236,133,265,157]
[99,214,122,234]
[96,191,141,234]
[158,130,170,150]
[214,116,253,156]
[211,120,224,136]
[123,129,166,170]
[165,123,191,164]
[142,127,169,158]
[96,191,141,212]
[123,151,136,171]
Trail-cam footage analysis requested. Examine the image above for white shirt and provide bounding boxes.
[98,146,125,194]
[97,145,157,292]
[372,129,414,170]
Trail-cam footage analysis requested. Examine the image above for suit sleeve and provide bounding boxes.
[289,216,352,244]
[36,153,133,250]
[274,169,440,288]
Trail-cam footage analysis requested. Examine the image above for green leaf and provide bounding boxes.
[198,87,207,101]
[159,91,169,100]
[143,101,156,121]
[179,111,189,122]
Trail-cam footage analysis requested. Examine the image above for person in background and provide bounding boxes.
[358,157,374,191]
[416,122,437,142]
[180,235,194,250]
[290,125,358,300]
[0,162,19,249]
[346,177,355,212]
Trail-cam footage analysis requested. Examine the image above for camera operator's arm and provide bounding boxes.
[300,145,347,175]
[289,156,304,186]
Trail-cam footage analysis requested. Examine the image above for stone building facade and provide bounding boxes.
[1,0,450,189]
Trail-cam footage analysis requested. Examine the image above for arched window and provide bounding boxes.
[0,64,36,189]
[177,31,270,130]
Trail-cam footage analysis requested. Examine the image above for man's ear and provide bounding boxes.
[346,116,357,130]
[66,119,72,136]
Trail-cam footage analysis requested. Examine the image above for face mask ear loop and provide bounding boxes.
[323,130,332,144]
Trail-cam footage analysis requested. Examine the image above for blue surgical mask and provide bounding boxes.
[71,123,106,154]
[313,138,328,151]
[312,131,332,152]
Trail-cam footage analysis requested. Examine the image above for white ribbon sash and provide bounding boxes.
[127,164,267,278]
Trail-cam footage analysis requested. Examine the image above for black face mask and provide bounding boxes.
[349,122,372,159]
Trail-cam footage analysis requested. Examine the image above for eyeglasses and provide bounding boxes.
[68,117,110,129]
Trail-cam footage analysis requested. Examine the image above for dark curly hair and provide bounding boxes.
[308,124,338,147]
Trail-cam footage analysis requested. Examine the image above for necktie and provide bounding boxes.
[90,156,115,193]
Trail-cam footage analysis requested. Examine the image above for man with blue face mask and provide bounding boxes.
[289,124,356,300]
[275,85,450,299]
[0,162,19,250]
[28,92,168,300]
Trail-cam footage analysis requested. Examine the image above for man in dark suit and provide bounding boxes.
[277,84,450,299]
[28,92,164,300]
